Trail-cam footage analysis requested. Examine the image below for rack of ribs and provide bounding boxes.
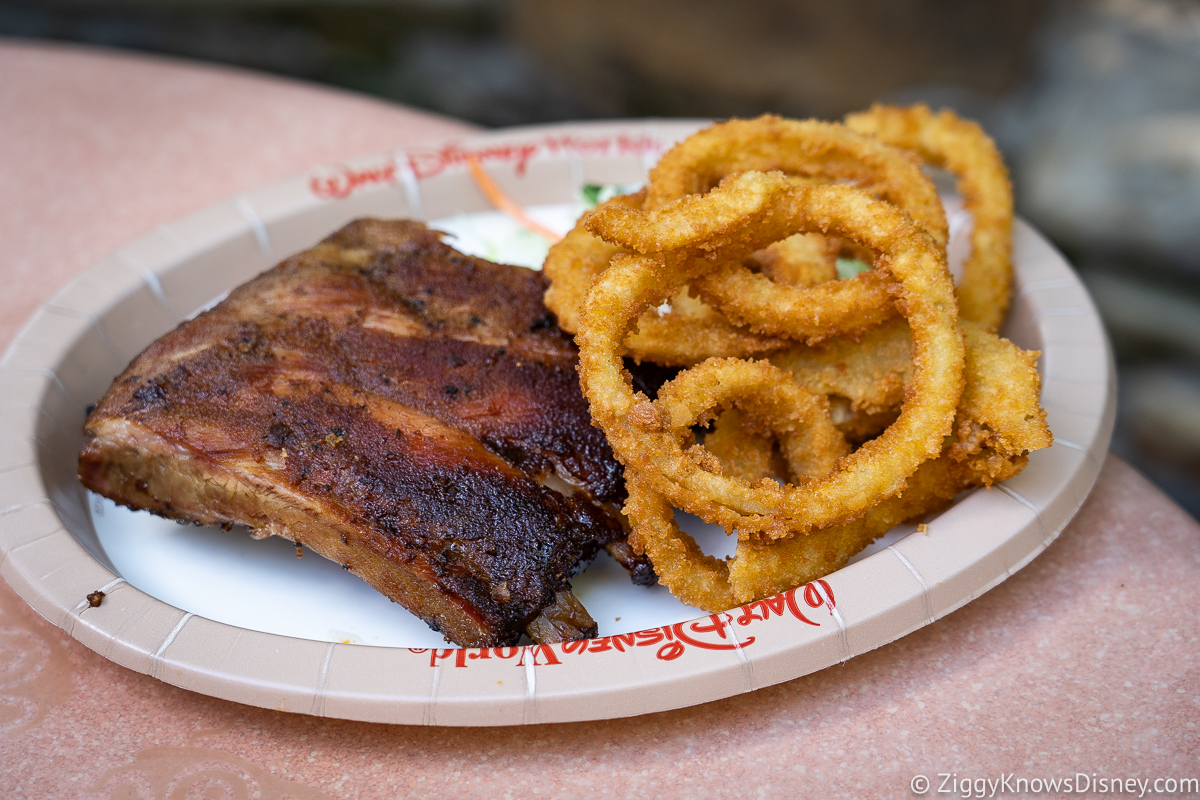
[79,219,649,648]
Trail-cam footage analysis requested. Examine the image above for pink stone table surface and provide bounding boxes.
[1,40,1197,799]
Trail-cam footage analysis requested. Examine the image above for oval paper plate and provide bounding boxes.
[0,120,1114,726]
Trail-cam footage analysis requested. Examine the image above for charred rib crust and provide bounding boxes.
[80,219,627,646]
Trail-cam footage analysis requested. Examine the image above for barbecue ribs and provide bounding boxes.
[79,219,642,648]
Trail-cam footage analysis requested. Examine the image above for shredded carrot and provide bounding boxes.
[466,156,562,243]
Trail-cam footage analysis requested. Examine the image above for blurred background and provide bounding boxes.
[3,0,1198,518]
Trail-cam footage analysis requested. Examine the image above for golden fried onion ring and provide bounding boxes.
[845,104,1014,331]
[770,318,1052,465]
[543,190,785,365]
[652,358,851,481]
[628,445,1006,612]
[545,115,953,357]
[749,233,840,287]
[589,117,950,343]
[624,359,848,612]
[627,474,890,612]
[577,172,965,537]
[624,476,739,612]
[724,451,1003,607]
[644,116,948,244]
[709,319,1054,499]
[702,408,790,483]
[703,323,1053,607]
[629,445,990,613]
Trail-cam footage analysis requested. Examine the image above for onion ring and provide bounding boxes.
[583,168,789,256]
[845,104,1014,331]
[589,117,950,344]
[708,324,1051,606]
[543,191,643,337]
[771,317,913,416]
[543,191,786,365]
[770,318,1051,463]
[644,116,948,243]
[694,259,899,343]
[576,172,964,537]
[716,318,1053,490]
[545,198,841,365]
[702,408,789,484]
[749,233,840,288]
[627,447,995,612]
[725,450,994,606]
[624,476,737,612]
[651,358,851,480]
[624,359,848,612]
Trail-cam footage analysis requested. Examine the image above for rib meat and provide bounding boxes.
[79,219,637,648]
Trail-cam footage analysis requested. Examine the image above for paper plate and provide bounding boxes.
[0,121,1114,725]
